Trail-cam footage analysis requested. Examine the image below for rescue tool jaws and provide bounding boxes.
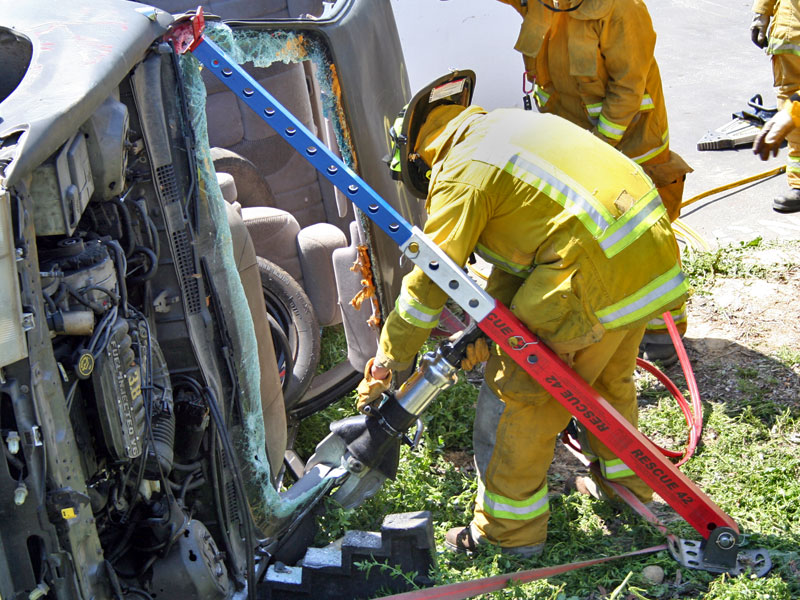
[163,9,771,577]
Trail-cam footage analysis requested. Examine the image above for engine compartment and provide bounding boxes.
[0,27,265,596]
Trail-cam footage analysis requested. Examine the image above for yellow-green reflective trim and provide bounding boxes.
[395,288,440,329]
[474,242,531,276]
[480,483,549,521]
[505,154,614,238]
[769,39,800,56]
[586,102,603,117]
[646,307,687,329]
[587,95,652,117]
[597,114,626,140]
[631,129,669,164]
[533,83,550,107]
[600,458,635,480]
[598,188,666,258]
[596,263,688,329]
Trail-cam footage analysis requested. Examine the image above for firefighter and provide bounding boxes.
[751,0,800,212]
[494,0,690,364]
[357,71,689,557]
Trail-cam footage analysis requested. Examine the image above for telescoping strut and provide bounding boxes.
[164,9,769,575]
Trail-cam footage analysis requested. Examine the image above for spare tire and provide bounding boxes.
[258,256,320,411]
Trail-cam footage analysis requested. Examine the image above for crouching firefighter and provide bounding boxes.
[357,70,689,557]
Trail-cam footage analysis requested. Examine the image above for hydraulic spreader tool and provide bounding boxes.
[165,9,770,576]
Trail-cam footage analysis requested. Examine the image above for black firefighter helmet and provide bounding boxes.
[388,69,476,198]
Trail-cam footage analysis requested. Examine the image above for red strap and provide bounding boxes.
[478,301,739,538]
[379,544,668,600]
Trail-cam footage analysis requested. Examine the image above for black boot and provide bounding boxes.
[773,188,800,213]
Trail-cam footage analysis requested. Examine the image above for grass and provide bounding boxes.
[290,240,800,599]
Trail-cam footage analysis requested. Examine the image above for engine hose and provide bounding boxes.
[127,246,159,285]
[110,197,137,258]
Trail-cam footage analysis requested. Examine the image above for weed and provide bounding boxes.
[290,241,800,599]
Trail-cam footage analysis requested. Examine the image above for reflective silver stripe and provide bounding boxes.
[769,39,800,56]
[598,189,665,257]
[601,458,635,479]
[395,288,441,329]
[478,480,549,521]
[507,154,612,237]
[647,308,687,327]
[474,242,531,275]
[534,83,550,107]
[631,130,670,164]
[586,102,602,116]
[597,114,626,140]
[596,264,687,328]
[588,95,652,117]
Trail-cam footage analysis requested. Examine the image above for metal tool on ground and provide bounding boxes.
[697,94,777,150]
[165,9,771,579]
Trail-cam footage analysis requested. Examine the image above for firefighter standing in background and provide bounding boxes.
[751,0,800,212]
[357,71,689,556]
[495,0,691,364]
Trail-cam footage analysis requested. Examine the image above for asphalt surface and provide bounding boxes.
[390,0,800,248]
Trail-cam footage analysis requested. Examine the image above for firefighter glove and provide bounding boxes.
[356,357,392,413]
[753,107,796,160]
[750,13,770,49]
[460,337,491,371]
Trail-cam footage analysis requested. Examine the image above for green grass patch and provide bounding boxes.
[289,252,800,598]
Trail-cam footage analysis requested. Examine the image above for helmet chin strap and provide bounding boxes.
[535,0,584,11]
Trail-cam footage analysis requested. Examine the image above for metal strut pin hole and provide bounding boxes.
[527,355,538,364]
[367,204,379,213]
[306,146,317,156]
[348,184,359,194]
[429,261,439,270]
[264,108,275,117]
[327,165,338,175]
[211,59,220,67]
[285,127,297,136]
[243,88,254,97]
[469,299,479,308]
[448,280,459,290]
[221,68,233,77]
[389,224,400,232]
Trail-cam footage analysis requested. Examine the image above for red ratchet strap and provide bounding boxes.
[479,302,739,539]
[378,544,668,600]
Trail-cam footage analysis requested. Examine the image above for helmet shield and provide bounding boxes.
[390,70,476,198]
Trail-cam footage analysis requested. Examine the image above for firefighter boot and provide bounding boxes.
[773,188,800,213]
[445,523,544,558]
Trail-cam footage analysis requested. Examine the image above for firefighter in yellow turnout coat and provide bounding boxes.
[496,0,691,359]
[752,0,800,212]
[359,72,689,555]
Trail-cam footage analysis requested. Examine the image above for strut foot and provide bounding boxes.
[668,527,771,577]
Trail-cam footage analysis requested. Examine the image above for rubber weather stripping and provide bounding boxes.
[163,9,765,572]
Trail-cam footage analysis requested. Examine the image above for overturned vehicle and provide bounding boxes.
[0,1,435,598]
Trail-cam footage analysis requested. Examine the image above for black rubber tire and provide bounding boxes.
[258,256,320,411]
[288,362,361,421]
[211,147,276,209]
